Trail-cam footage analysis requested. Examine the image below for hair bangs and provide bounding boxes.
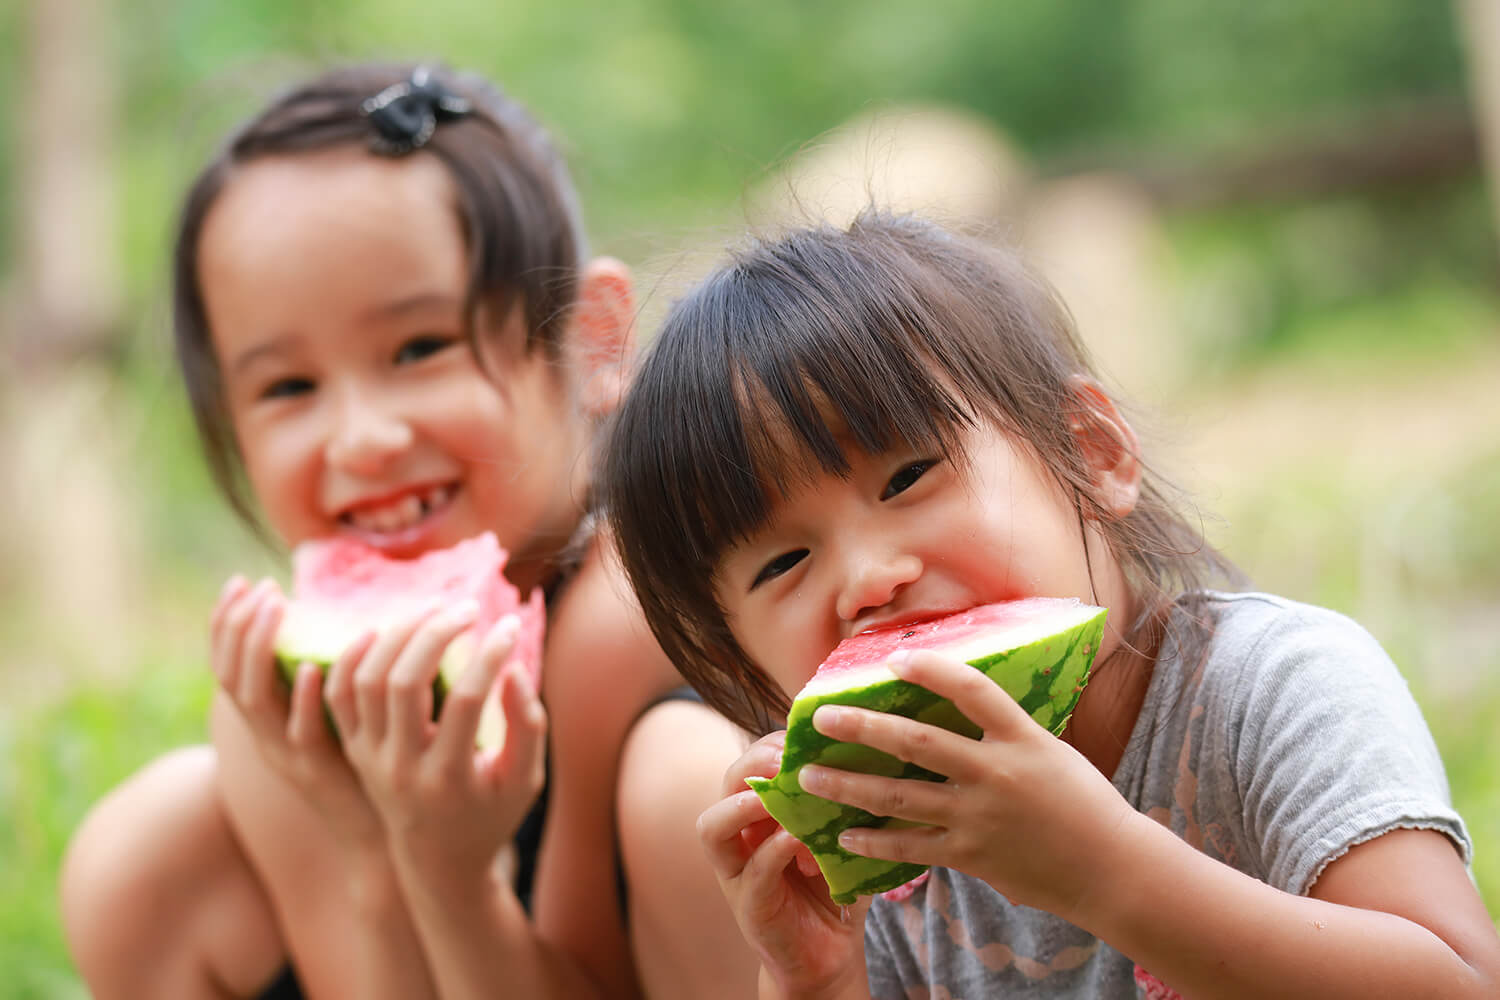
[706,256,991,559]
[732,232,981,477]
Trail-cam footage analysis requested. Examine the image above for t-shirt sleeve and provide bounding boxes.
[1222,599,1470,895]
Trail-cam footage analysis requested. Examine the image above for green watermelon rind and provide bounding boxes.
[274,625,496,746]
[273,629,474,708]
[747,604,1107,904]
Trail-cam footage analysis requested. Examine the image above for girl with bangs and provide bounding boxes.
[603,212,1500,998]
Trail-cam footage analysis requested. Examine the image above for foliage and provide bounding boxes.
[0,664,213,1000]
[19,0,1468,319]
[1165,179,1499,372]
[1,1,1497,996]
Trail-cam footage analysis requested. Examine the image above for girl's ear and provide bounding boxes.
[572,257,637,419]
[1067,374,1141,519]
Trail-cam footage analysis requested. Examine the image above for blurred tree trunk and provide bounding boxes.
[1114,100,1478,210]
[16,0,123,363]
[1458,0,1500,253]
[2,0,139,692]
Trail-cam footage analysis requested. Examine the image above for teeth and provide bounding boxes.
[346,485,453,534]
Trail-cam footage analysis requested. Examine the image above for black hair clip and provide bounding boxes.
[361,66,472,155]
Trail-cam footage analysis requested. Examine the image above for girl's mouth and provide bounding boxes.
[340,483,457,537]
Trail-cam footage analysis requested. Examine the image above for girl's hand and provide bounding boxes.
[325,605,548,886]
[210,575,385,846]
[797,649,1135,923]
[698,732,871,999]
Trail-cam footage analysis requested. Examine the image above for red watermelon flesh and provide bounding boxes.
[806,599,1083,698]
[275,532,546,746]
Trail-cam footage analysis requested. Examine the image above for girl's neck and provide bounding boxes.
[1062,606,1165,781]
[504,450,597,599]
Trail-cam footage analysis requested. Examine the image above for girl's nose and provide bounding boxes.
[323,387,413,475]
[835,547,923,628]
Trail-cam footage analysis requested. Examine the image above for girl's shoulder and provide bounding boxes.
[538,533,684,724]
[1162,589,1433,755]
[1146,591,1468,896]
[1177,590,1393,684]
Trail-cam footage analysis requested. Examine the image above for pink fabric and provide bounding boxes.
[1133,965,1184,999]
[879,870,931,902]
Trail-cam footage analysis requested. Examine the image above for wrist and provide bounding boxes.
[1060,808,1182,938]
[760,959,870,1000]
[391,841,514,915]
[342,843,410,919]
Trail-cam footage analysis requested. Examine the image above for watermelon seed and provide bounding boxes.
[902,630,917,639]
[840,904,851,923]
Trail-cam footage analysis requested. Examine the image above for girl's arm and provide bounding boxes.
[538,545,866,1000]
[1074,811,1500,999]
[807,650,1500,1000]
[616,696,762,1000]
[211,577,441,1000]
[326,608,602,1000]
[697,732,875,1000]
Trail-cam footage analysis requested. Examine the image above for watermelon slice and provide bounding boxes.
[274,532,546,749]
[745,597,1106,904]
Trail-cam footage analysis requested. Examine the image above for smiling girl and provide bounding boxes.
[601,212,1500,999]
[59,62,755,1000]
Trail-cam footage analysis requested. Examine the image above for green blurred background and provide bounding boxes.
[2,1,1498,996]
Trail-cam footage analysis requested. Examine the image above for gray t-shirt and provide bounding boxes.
[864,591,1471,999]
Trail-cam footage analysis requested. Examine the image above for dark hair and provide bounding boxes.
[603,211,1236,734]
[173,61,587,531]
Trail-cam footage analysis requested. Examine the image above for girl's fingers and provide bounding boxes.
[433,615,519,766]
[795,842,821,878]
[214,579,274,699]
[483,660,547,796]
[887,649,1035,738]
[286,661,336,753]
[238,592,286,718]
[385,602,479,759]
[210,575,250,635]
[810,702,983,783]
[738,826,811,896]
[836,821,948,869]
[721,732,786,798]
[353,606,435,742]
[798,763,956,827]
[324,629,376,737]
[209,579,251,689]
[698,789,773,879]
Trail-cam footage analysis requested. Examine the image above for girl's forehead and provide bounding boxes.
[200,152,469,354]
[225,147,457,216]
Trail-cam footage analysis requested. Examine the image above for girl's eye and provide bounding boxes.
[882,459,938,500]
[750,549,807,590]
[393,335,457,365]
[260,376,315,400]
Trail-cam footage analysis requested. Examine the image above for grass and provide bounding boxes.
[0,663,214,1000]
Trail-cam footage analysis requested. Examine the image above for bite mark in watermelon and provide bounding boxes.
[274,532,546,749]
[745,597,1106,904]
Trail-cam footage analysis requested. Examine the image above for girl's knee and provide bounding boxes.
[61,745,283,996]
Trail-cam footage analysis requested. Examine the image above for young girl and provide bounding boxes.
[601,212,1500,998]
[59,62,757,1000]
